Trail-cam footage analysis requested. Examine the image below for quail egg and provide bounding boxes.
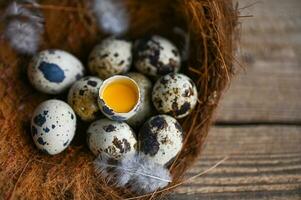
[68,76,103,121]
[98,75,141,121]
[31,99,76,155]
[28,49,85,94]
[152,73,198,119]
[87,118,137,159]
[88,38,132,79]
[138,115,183,166]
[125,72,153,127]
[134,35,181,77]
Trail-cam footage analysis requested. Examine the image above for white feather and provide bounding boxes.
[92,0,128,35]
[3,1,44,54]
[94,153,171,194]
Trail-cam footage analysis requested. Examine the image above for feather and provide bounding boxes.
[3,0,44,55]
[92,0,128,36]
[94,153,171,194]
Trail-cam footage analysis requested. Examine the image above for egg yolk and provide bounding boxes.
[102,80,138,113]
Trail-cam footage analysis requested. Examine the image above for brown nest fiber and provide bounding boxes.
[0,0,237,199]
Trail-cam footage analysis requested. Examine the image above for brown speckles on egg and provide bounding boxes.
[87,80,98,87]
[177,102,191,116]
[104,146,118,157]
[172,49,179,57]
[118,60,125,66]
[31,100,76,155]
[28,50,84,95]
[150,115,168,130]
[87,119,137,158]
[79,89,85,96]
[112,137,132,154]
[88,38,132,79]
[152,73,198,119]
[160,76,169,85]
[183,87,194,97]
[101,53,109,58]
[68,76,103,121]
[139,122,160,156]
[103,124,116,132]
[138,115,183,165]
[134,35,181,77]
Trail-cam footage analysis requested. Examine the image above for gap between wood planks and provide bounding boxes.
[215,121,301,126]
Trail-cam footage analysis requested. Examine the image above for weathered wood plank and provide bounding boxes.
[216,0,301,122]
[170,126,301,199]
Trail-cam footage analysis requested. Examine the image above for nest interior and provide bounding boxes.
[0,0,237,199]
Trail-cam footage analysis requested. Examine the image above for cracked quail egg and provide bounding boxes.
[125,72,153,128]
[98,75,141,121]
[31,99,76,155]
[87,118,137,159]
[88,38,132,79]
[152,73,198,119]
[68,76,103,121]
[138,115,183,166]
[28,49,85,94]
[134,35,181,77]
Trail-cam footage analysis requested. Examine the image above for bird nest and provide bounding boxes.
[0,0,238,199]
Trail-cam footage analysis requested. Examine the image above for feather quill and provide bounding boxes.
[2,0,44,54]
[92,0,128,36]
[94,153,171,194]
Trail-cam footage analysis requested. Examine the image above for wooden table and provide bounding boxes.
[171,0,301,199]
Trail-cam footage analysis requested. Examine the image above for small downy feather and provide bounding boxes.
[92,0,128,36]
[94,153,171,194]
[2,1,44,54]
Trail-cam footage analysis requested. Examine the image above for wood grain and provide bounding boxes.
[170,1,301,199]
[216,0,301,123]
[170,126,301,199]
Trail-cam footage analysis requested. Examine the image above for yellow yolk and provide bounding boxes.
[102,80,138,113]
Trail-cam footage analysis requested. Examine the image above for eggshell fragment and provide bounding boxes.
[126,72,153,127]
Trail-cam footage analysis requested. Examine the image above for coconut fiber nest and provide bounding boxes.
[0,0,237,199]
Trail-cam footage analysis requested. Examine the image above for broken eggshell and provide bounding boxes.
[125,72,153,128]
[138,115,183,166]
[98,75,141,121]
[27,49,85,94]
[31,99,76,155]
[87,118,137,159]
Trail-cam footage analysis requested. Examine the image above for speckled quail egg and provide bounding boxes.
[152,73,198,119]
[31,99,76,155]
[125,72,153,127]
[28,49,85,94]
[68,76,103,121]
[138,115,183,166]
[87,118,137,159]
[134,35,181,77]
[88,38,132,79]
